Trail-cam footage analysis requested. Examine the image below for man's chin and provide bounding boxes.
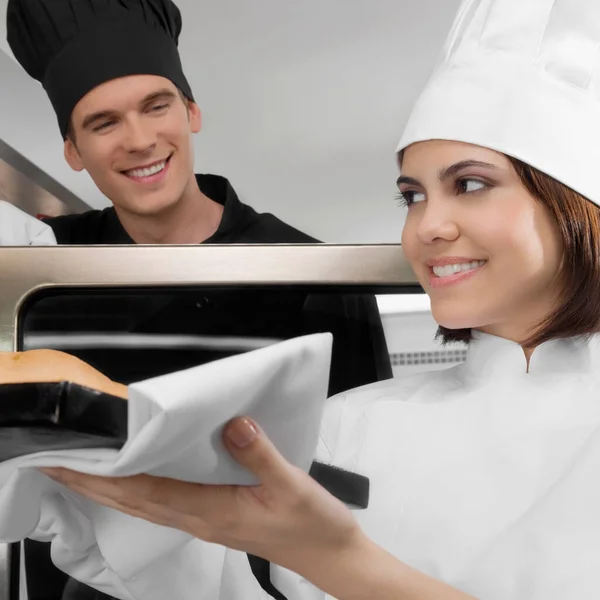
[114,198,178,218]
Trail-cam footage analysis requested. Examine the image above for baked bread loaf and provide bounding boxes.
[0,350,127,399]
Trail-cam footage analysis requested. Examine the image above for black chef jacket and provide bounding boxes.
[43,174,316,245]
[23,174,392,600]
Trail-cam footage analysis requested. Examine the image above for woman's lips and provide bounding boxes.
[428,261,486,289]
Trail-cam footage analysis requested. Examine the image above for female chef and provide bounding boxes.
[41,0,600,598]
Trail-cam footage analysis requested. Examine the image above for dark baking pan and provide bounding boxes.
[0,382,127,461]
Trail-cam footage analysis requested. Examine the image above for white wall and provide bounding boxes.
[0,0,461,242]
[0,50,94,205]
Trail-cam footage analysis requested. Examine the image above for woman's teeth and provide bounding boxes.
[126,160,166,178]
[432,260,486,278]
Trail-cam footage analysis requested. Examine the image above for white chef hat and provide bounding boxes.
[396,0,600,206]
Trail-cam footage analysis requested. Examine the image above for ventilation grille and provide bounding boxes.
[390,349,467,367]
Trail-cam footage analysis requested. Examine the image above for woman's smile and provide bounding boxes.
[428,259,487,288]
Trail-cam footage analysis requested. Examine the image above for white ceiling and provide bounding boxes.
[0,0,460,242]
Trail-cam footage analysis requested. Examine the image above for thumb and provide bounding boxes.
[223,417,295,488]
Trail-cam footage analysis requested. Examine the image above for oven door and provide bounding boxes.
[0,244,418,600]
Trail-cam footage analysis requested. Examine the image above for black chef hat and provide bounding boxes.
[6,0,195,138]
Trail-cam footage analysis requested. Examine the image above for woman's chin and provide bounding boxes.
[432,309,483,331]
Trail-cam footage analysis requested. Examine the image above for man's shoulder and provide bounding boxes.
[42,208,115,244]
[199,173,320,244]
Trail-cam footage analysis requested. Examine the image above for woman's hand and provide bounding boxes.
[41,418,476,600]
[40,417,362,577]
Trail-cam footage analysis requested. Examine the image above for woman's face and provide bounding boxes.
[399,140,564,343]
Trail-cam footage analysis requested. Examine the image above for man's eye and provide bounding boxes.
[150,103,169,112]
[94,121,115,132]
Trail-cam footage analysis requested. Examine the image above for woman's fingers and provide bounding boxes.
[223,417,301,491]
[40,468,225,535]
[40,416,303,515]
[40,469,180,525]
[40,468,182,513]
[38,416,309,548]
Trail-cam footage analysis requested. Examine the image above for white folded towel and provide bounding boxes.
[0,333,332,598]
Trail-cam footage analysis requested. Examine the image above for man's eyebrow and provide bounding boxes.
[396,160,500,188]
[140,89,178,105]
[80,90,178,130]
[81,110,117,130]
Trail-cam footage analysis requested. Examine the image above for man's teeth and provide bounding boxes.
[432,260,486,278]
[126,160,166,178]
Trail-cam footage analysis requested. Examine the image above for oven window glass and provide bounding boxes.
[19,286,400,393]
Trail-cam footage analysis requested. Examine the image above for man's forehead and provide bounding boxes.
[73,74,177,119]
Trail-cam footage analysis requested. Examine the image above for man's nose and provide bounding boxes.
[122,118,157,154]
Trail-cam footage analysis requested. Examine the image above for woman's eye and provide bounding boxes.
[458,179,487,194]
[397,190,426,207]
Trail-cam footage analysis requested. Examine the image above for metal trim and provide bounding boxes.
[0,244,417,351]
[24,333,284,352]
[0,544,8,600]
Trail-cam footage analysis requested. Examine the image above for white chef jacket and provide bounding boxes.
[0,200,56,245]
[56,329,600,600]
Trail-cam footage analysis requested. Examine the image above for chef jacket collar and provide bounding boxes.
[201,175,250,243]
[105,174,246,244]
[462,331,597,381]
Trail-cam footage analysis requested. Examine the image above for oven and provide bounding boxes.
[0,243,418,599]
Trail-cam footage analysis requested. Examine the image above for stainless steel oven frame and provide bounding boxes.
[0,244,418,599]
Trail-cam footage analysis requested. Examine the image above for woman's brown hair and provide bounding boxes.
[438,156,600,348]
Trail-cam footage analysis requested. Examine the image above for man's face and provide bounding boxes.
[64,75,201,217]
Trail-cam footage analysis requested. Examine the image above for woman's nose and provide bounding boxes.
[415,201,460,245]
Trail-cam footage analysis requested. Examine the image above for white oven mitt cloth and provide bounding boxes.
[0,333,332,598]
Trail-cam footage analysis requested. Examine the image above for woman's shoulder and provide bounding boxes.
[317,366,464,462]
[330,365,463,406]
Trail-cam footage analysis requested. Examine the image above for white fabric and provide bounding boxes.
[307,332,600,599]
[0,200,56,245]
[17,331,600,599]
[0,333,332,599]
[396,0,600,206]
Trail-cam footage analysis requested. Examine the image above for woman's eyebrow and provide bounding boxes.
[396,175,421,187]
[438,160,500,181]
[397,160,500,188]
